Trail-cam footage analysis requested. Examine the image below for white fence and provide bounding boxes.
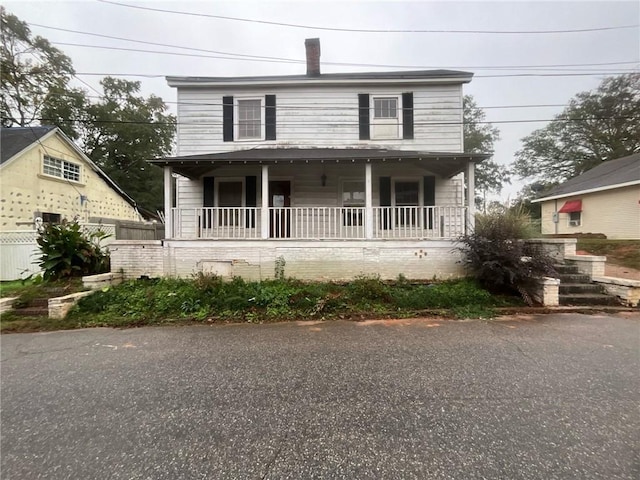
[0,224,116,281]
[170,206,468,240]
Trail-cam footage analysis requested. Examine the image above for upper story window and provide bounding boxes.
[359,93,413,141]
[224,95,276,142]
[43,155,81,182]
[374,98,398,119]
[237,99,262,139]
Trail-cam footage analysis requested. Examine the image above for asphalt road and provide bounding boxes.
[1,313,638,479]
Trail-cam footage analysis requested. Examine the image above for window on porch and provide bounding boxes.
[217,181,243,226]
[342,180,365,227]
[393,180,420,226]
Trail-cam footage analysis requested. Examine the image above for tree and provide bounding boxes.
[513,74,640,184]
[2,10,175,214]
[463,95,510,211]
[0,7,75,127]
[43,77,175,214]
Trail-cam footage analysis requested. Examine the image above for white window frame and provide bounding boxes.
[42,155,81,183]
[235,97,264,141]
[568,211,581,227]
[391,177,423,207]
[391,177,423,227]
[340,178,365,227]
[370,94,402,140]
[341,179,366,207]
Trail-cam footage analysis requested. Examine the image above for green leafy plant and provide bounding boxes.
[458,208,556,305]
[35,219,111,280]
[274,256,286,280]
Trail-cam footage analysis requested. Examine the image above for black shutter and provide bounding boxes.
[358,94,370,140]
[402,92,414,139]
[245,176,257,227]
[223,96,234,142]
[379,176,391,230]
[265,95,276,140]
[203,177,215,230]
[423,176,436,229]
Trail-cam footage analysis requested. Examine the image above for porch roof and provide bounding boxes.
[150,148,489,180]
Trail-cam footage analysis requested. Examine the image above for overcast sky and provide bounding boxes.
[5,0,640,199]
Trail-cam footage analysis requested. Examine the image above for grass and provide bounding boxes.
[1,275,523,333]
[0,278,39,298]
[577,239,640,270]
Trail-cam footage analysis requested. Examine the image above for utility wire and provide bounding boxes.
[41,90,584,111]
[97,0,639,35]
[51,42,639,77]
[31,22,640,71]
[22,115,639,127]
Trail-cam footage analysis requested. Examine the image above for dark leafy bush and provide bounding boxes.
[36,219,110,280]
[458,209,556,304]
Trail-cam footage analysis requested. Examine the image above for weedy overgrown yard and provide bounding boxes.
[24,275,520,330]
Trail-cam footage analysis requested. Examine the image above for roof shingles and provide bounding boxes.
[536,153,640,201]
[1,126,56,164]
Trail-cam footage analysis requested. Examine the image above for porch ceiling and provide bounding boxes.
[150,148,489,180]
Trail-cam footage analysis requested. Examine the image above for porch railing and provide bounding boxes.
[170,206,467,240]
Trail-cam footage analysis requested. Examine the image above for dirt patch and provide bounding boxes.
[605,263,640,281]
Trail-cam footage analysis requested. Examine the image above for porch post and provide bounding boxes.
[261,165,269,239]
[466,161,475,232]
[365,162,373,239]
[164,166,173,239]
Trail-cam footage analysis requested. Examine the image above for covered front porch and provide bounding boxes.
[153,148,488,241]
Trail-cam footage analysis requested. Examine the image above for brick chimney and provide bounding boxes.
[305,38,321,76]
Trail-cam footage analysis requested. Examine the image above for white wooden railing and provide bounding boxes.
[373,206,467,239]
[171,206,467,240]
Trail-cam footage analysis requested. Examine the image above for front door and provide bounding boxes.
[269,181,291,238]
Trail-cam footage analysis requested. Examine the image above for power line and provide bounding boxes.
[38,89,595,111]
[52,42,638,77]
[22,115,639,127]
[97,0,639,35]
[31,22,640,71]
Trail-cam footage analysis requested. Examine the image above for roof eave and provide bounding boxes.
[166,74,473,88]
[532,180,640,203]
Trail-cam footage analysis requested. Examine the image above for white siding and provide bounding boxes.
[176,84,463,155]
[177,164,462,208]
[540,185,640,239]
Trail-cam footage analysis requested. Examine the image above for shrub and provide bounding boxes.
[36,219,111,280]
[458,209,556,304]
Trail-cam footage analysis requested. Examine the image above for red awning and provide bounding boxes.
[558,200,582,213]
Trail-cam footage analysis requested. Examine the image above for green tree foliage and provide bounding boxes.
[0,7,75,127]
[463,95,510,209]
[45,78,176,214]
[513,74,640,184]
[1,9,176,214]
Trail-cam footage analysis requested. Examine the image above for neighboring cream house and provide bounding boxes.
[0,126,142,231]
[113,39,488,281]
[533,153,640,239]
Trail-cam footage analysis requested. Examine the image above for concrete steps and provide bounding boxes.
[554,264,621,307]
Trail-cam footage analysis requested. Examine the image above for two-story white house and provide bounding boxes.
[115,39,488,281]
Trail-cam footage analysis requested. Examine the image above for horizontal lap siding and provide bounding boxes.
[176,84,463,155]
[178,164,462,209]
[541,187,640,239]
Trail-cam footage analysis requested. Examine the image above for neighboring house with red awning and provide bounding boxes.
[532,153,639,239]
